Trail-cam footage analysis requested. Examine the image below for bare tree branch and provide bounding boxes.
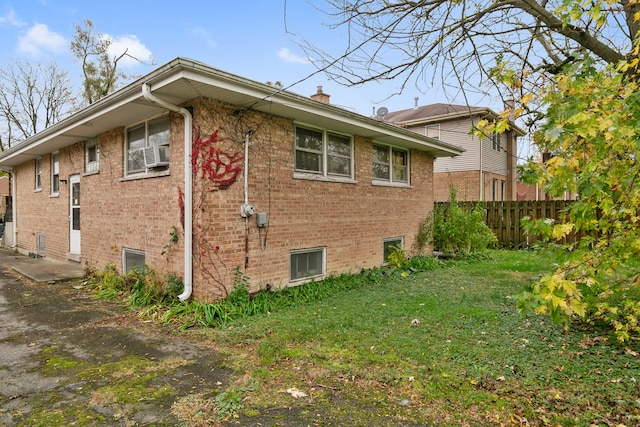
[0,60,74,149]
[298,0,634,104]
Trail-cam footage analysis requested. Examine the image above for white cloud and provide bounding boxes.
[18,23,66,56]
[104,34,153,68]
[277,47,310,64]
[0,9,26,27]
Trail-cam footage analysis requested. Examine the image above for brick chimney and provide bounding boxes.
[310,86,331,104]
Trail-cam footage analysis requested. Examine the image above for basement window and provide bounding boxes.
[290,247,325,282]
[123,248,146,273]
[383,238,403,263]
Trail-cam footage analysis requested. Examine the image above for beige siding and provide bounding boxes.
[408,117,480,173]
[482,135,508,175]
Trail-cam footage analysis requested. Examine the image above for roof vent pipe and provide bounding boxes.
[414,97,419,109]
[141,83,193,301]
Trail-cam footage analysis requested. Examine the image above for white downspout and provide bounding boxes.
[142,84,193,301]
[10,170,17,248]
[479,136,484,201]
[244,131,251,207]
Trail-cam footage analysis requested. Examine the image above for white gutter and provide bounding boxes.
[142,84,193,301]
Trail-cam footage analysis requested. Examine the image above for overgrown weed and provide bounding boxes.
[86,256,446,330]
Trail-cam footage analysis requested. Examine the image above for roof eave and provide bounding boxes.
[0,57,464,167]
[392,107,527,137]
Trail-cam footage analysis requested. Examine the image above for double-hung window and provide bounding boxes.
[85,137,99,174]
[126,115,170,175]
[492,133,501,151]
[295,126,352,178]
[425,124,440,140]
[51,152,60,195]
[372,144,409,185]
[35,158,42,190]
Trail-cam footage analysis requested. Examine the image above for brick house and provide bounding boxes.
[0,58,462,301]
[383,103,525,202]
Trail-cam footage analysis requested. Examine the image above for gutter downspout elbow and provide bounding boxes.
[142,83,193,301]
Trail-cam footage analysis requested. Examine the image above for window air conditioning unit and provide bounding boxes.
[143,145,170,168]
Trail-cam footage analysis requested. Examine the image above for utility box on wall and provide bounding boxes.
[256,212,267,228]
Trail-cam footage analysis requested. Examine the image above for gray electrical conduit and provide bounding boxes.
[141,83,193,301]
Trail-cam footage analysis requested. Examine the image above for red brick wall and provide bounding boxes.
[80,121,185,276]
[14,151,72,259]
[187,98,435,300]
[434,170,515,202]
[13,96,435,301]
[434,171,480,201]
[13,117,185,277]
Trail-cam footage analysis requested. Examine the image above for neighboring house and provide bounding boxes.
[0,58,463,301]
[383,103,526,202]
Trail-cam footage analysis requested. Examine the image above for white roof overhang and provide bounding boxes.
[0,58,463,170]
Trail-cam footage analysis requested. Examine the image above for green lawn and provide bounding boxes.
[200,250,640,426]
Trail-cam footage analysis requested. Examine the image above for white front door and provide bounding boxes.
[69,175,81,255]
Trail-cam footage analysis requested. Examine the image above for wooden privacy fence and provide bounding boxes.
[434,200,577,249]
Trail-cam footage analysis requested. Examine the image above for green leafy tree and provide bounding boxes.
[516,45,640,341]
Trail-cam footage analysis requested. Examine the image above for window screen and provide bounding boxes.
[290,248,325,281]
[123,248,146,272]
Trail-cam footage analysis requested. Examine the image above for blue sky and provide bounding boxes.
[0,0,495,117]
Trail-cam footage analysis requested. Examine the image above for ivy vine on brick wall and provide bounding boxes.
[177,127,244,297]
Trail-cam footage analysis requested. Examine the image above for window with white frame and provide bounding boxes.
[295,126,352,178]
[492,133,501,151]
[51,152,60,194]
[126,115,170,175]
[383,238,404,263]
[372,144,409,184]
[85,137,99,173]
[290,247,325,282]
[425,124,440,140]
[35,158,42,190]
[123,248,146,272]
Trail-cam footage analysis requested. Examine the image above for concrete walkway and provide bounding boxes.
[0,248,84,283]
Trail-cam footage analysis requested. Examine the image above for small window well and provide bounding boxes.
[123,248,146,272]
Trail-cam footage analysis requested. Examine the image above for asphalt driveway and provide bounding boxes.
[0,249,232,426]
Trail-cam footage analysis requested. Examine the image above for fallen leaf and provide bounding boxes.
[286,388,308,399]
